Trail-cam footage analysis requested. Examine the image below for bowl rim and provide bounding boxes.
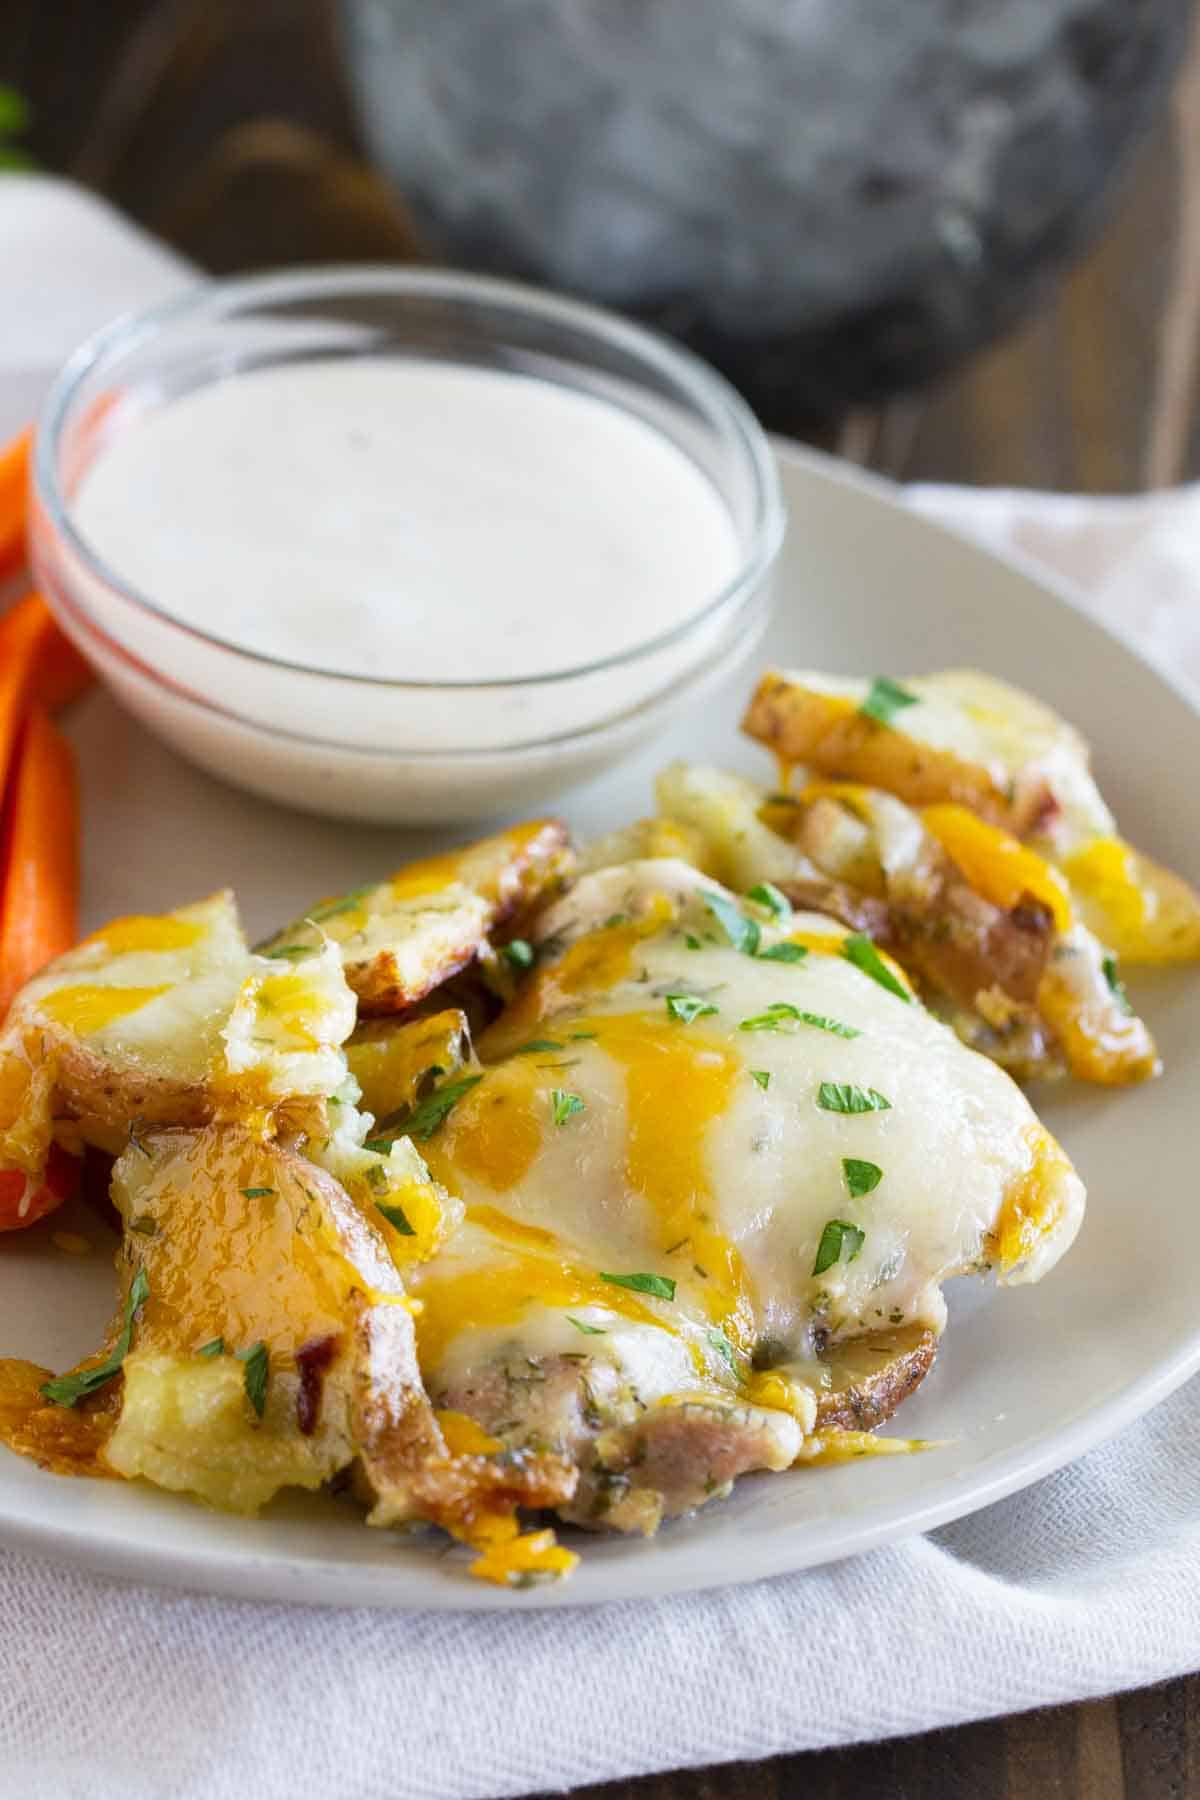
[33,263,785,693]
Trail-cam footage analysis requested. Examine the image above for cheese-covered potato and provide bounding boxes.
[258,820,574,1013]
[398,860,1084,1531]
[0,892,363,1171]
[2,1123,575,1583]
[743,669,1200,964]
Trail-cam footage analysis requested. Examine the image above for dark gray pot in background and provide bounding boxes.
[340,0,1193,427]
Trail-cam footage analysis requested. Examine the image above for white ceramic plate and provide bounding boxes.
[5,443,1199,1611]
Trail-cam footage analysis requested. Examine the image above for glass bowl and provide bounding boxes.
[30,266,784,824]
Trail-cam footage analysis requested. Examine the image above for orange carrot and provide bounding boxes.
[0,591,92,712]
[0,706,79,1017]
[0,426,32,583]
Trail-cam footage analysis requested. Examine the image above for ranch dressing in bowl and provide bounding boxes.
[33,268,782,822]
[72,360,741,684]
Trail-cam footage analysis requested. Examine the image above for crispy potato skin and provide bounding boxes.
[813,1328,938,1432]
[743,673,1020,826]
[272,820,576,1017]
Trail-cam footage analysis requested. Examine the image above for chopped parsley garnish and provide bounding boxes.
[603,912,630,928]
[860,676,919,728]
[684,933,703,950]
[1102,954,1133,1015]
[567,1315,607,1336]
[364,1164,389,1194]
[756,941,808,964]
[751,1069,771,1091]
[501,938,535,971]
[241,1186,274,1199]
[196,1337,225,1359]
[817,1081,892,1114]
[813,1219,866,1276]
[767,792,801,806]
[842,933,911,1002]
[746,882,791,923]
[600,1271,676,1301]
[377,1200,415,1236]
[362,1137,393,1156]
[41,1267,149,1407]
[569,1030,598,1041]
[843,1157,884,1198]
[236,1341,270,1418]
[707,1328,745,1381]
[665,993,718,1024]
[308,884,373,924]
[704,891,761,957]
[263,944,316,962]
[129,1215,158,1237]
[551,1089,585,1127]
[513,1038,565,1055]
[740,1003,860,1039]
[387,1073,483,1141]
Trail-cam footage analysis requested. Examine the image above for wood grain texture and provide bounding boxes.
[3,4,1200,1794]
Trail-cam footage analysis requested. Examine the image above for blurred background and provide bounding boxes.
[4,0,1200,491]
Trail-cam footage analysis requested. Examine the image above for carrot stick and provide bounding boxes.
[0,706,79,1016]
[0,427,32,583]
[0,593,92,822]
[0,591,92,712]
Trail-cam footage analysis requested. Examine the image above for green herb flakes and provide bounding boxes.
[665,993,718,1024]
[704,891,761,957]
[707,1328,745,1381]
[377,1200,416,1236]
[756,941,808,964]
[843,1157,884,1198]
[860,676,919,728]
[751,1069,771,1091]
[817,1081,892,1114]
[1102,954,1134,1015]
[41,1267,150,1408]
[308,885,373,925]
[551,1089,585,1127]
[263,944,315,962]
[513,1039,565,1056]
[842,933,911,1002]
[240,1186,275,1199]
[600,1271,676,1301]
[196,1337,225,1359]
[236,1342,270,1419]
[746,882,791,923]
[567,1315,607,1336]
[813,1219,866,1276]
[740,1004,860,1039]
[501,938,535,971]
[393,1074,483,1141]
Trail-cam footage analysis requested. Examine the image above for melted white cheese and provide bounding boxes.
[415,861,1085,1383]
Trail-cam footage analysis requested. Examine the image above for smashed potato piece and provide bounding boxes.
[743,669,1200,964]
[221,939,357,1104]
[1,891,251,1157]
[654,761,813,891]
[1062,838,1200,965]
[576,816,711,879]
[93,1124,437,1513]
[259,821,574,1015]
[313,1128,463,1269]
[345,1008,471,1123]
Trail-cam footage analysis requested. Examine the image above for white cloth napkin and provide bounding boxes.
[3,176,1200,1800]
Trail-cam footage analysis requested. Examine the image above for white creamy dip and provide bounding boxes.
[72,359,740,682]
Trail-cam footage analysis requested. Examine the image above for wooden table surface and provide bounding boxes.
[5,4,1200,1794]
